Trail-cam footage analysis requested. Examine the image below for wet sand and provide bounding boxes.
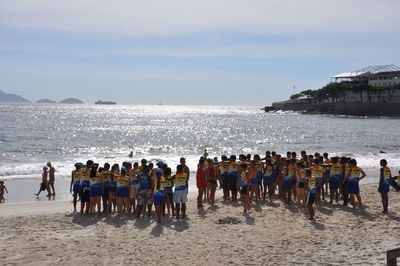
[1,183,400,265]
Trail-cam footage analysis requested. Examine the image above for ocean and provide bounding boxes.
[1,104,400,201]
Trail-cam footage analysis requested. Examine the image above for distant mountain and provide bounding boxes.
[0,89,31,103]
[59,98,83,104]
[36,98,57,103]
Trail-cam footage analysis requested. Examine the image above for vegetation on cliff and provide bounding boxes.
[290,81,400,103]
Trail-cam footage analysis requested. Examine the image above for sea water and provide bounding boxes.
[1,104,400,185]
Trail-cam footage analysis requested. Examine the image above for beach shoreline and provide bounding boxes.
[1,183,400,265]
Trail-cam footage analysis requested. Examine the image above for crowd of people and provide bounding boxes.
[65,150,400,222]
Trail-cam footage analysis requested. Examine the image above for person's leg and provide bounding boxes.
[73,192,77,212]
[80,202,85,215]
[350,194,355,208]
[116,197,122,215]
[356,194,362,209]
[197,188,204,208]
[175,203,180,219]
[182,203,186,218]
[308,204,314,220]
[155,205,161,222]
[147,204,152,217]
[343,180,349,206]
[384,192,388,213]
[136,205,143,217]
[50,181,55,195]
[211,185,216,205]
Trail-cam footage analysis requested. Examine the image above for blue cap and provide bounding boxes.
[74,162,82,167]
[156,168,163,174]
[156,160,165,166]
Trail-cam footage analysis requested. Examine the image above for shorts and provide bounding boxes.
[154,191,165,206]
[208,180,217,185]
[263,175,273,186]
[40,183,47,191]
[130,184,139,199]
[102,186,109,199]
[290,175,297,187]
[297,181,306,189]
[138,189,153,205]
[379,180,390,193]
[116,187,129,198]
[80,189,90,203]
[89,185,102,197]
[282,177,291,191]
[306,191,316,205]
[73,182,81,193]
[109,182,117,192]
[257,171,263,182]
[250,178,259,185]
[348,179,360,195]
[329,175,341,190]
[221,173,230,190]
[240,186,249,195]
[164,187,173,195]
[173,189,188,203]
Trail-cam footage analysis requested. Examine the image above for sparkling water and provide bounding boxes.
[1,104,400,183]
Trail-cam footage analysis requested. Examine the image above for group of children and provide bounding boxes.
[199,151,398,220]
[70,158,190,222]
[64,150,399,222]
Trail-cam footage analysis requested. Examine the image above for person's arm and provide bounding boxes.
[359,168,366,180]
[100,173,104,193]
[186,166,190,178]
[70,171,74,193]
[4,186,8,193]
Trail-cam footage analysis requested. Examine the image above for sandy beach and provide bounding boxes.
[1,183,400,265]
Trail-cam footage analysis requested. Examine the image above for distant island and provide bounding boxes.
[36,98,57,103]
[59,98,83,104]
[0,89,30,103]
[95,100,117,105]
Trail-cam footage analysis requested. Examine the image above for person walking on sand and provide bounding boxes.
[0,180,8,203]
[378,159,391,214]
[47,162,56,196]
[346,159,366,209]
[35,166,51,197]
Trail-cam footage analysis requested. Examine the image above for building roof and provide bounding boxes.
[369,71,400,77]
[332,64,400,79]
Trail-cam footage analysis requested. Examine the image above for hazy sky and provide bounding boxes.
[1,0,399,105]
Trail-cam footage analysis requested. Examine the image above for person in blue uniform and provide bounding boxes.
[378,159,392,214]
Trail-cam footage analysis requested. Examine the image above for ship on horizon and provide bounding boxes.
[95,100,117,105]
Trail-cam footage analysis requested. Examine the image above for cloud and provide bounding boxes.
[0,0,399,36]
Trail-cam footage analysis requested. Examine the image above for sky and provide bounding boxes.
[0,0,399,105]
